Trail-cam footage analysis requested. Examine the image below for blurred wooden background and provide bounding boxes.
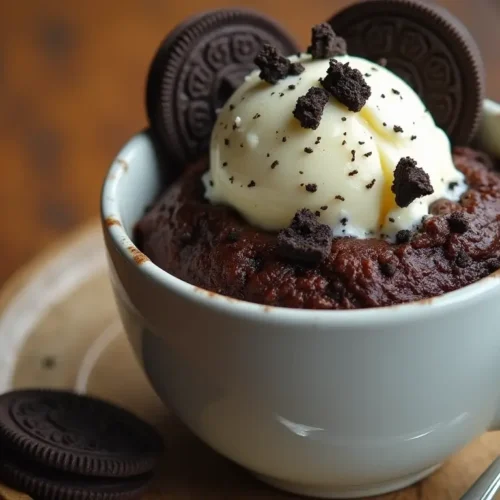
[1,0,499,285]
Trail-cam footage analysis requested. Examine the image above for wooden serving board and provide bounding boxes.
[1,221,500,500]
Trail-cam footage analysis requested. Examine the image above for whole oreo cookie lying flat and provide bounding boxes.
[146,9,299,166]
[0,390,163,499]
[328,0,485,145]
[0,460,152,500]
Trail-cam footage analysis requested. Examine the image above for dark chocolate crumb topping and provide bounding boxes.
[308,23,347,59]
[392,157,434,208]
[248,180,256,188]
[305,183,318,193]
[393,125,403,133]
[304,147,313,154]
[411,135,417,140]
[229,104,235,110]
[271,160,279,169]
[448,212,469,234]
[396,229,411,244]
[335,195,345,201]
[276,208,332,265]
[364,152,372,158]
[348,170,358,176]
[351,150,356,162]
[229,176,234,184]
[290,62,305,75]
[380,262,396,277]
[392,89,400,95]
[366,179,376,189]
[321,60,371,112]
[293,87,329,130]
[253,113,261,119]
[288,84,296,90]
[449,181,459,190]
[456,250,470,268]
[321,205,328,210]
[342,140,346,145]
[255,44,302,84]
[224,138,230,146]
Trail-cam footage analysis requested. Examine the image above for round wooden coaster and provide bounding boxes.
[0,221,499,499]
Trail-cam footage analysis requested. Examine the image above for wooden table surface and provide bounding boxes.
[1,0,500,285]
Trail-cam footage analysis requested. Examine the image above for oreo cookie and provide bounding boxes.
[146,9,299,166]
[328,0,485,145]
[0,390,163,499]
[0,460,151,500]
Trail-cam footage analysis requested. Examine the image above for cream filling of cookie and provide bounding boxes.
[204,55,466,239]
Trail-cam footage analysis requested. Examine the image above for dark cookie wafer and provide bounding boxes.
[147,8,299,166]
[0,458,152,500]
[328,0,485,145]
[0,390,163,478]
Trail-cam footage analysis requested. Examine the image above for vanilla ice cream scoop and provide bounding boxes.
[204,54,466,239]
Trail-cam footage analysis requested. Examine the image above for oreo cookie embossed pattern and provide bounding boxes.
[329,0,484,145]
[146,9,298,165]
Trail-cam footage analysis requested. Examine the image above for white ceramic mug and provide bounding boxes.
[101,100,500,499]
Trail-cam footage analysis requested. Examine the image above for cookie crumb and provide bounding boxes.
[293,87,330,130]
[276,208,332,265]
[392,157,434,207]
[255,44,303,84]
[321,59,371,112]
[380,262,396,277]
[396,229,411,244]
[455,250,470,268]
[308,23,347,59]
[305,183,318,192]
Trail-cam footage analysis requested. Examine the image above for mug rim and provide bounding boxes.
[101,102,500,327]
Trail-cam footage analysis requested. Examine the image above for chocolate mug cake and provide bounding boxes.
[137,0,500,310]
